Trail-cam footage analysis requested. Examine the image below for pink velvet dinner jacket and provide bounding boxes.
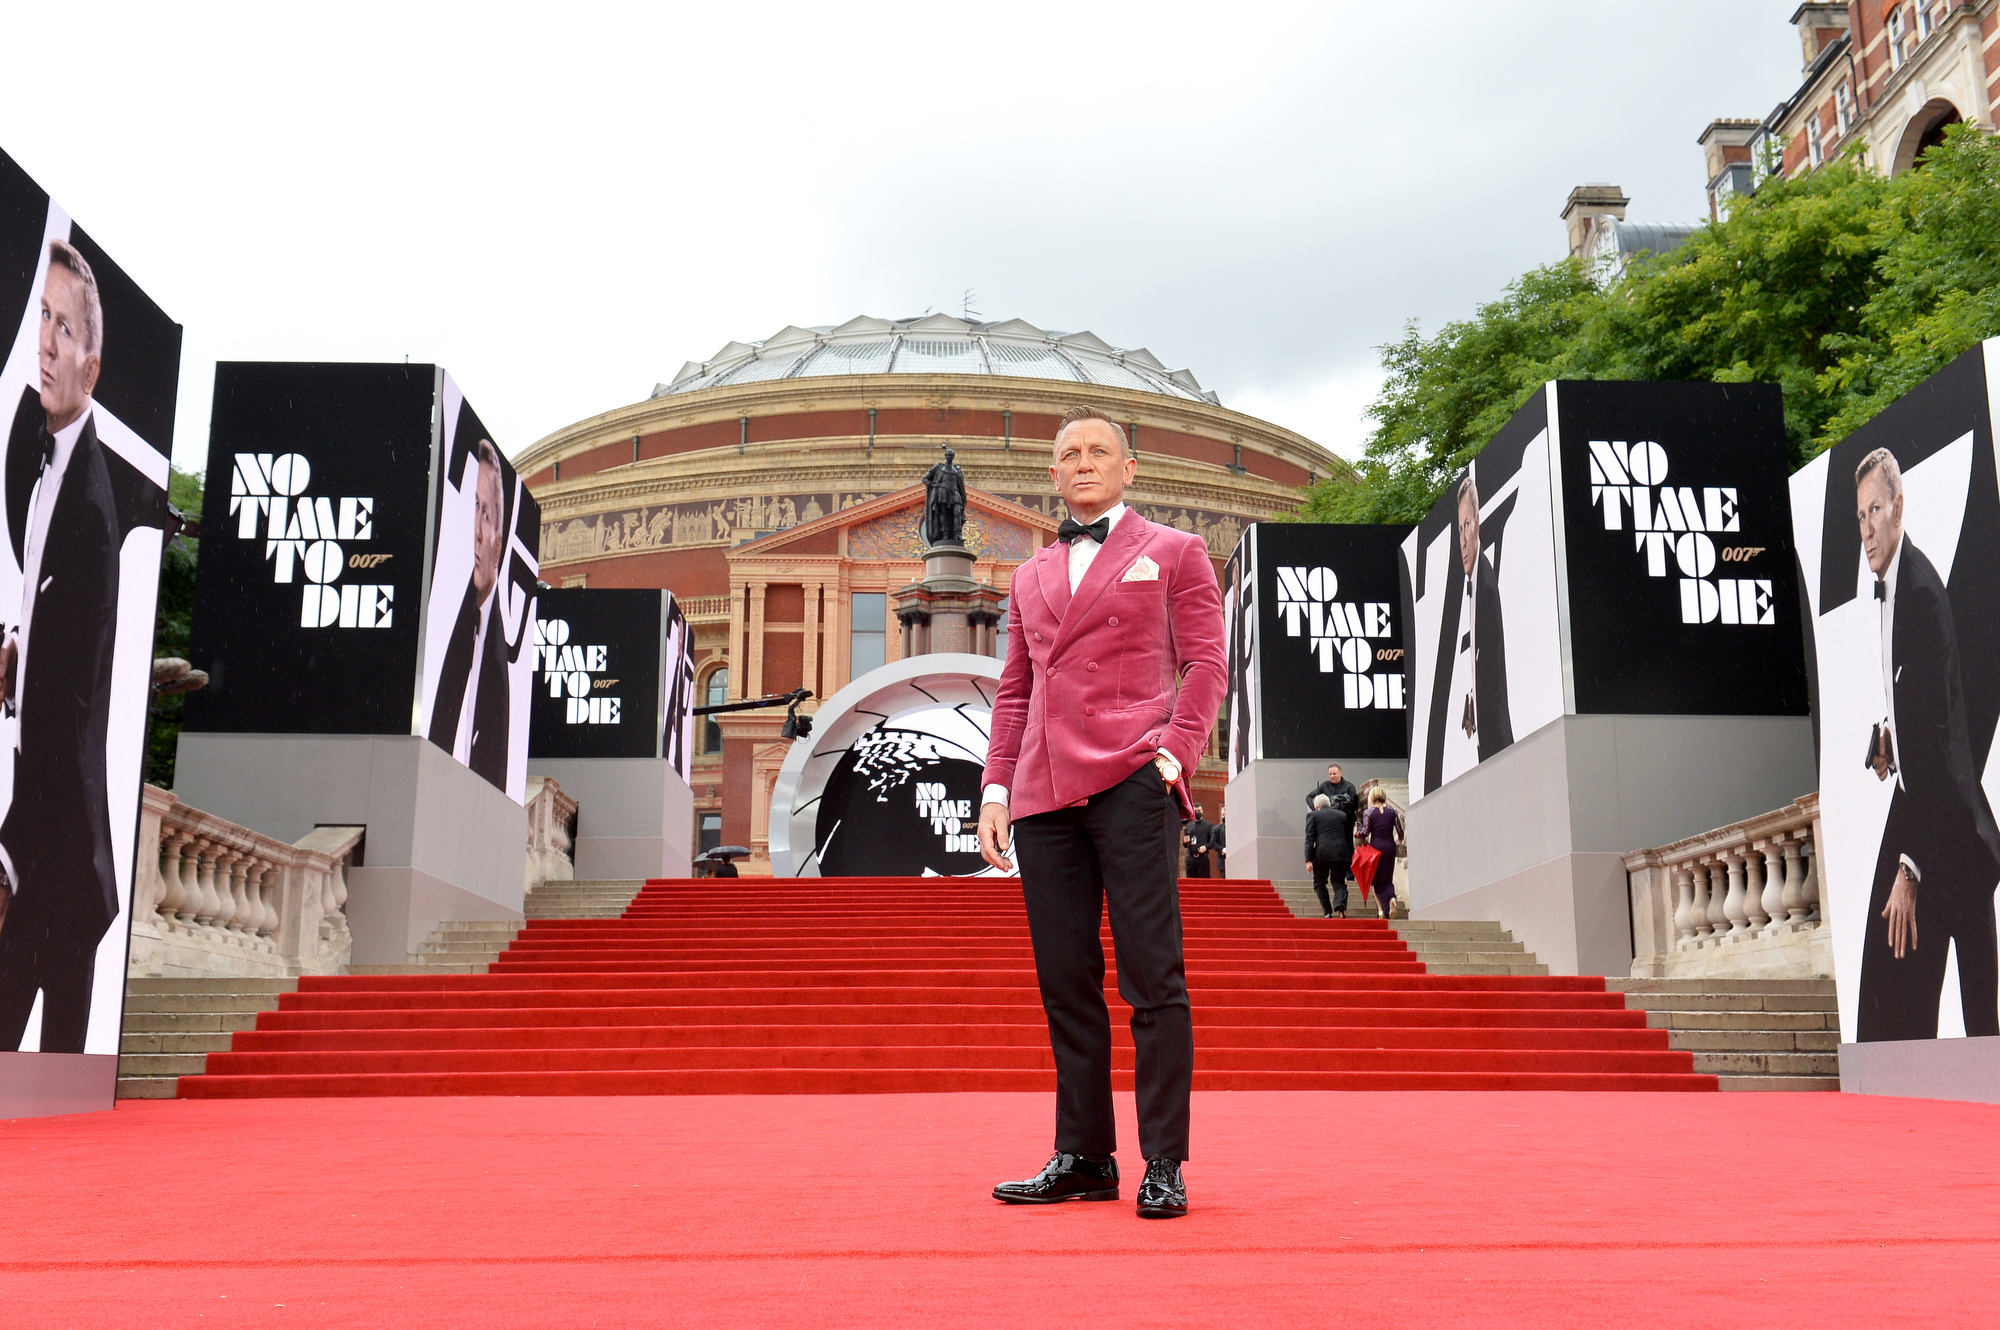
[982,510,1227,821]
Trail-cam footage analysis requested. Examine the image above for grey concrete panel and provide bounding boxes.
[345,866,524,963]
[0,1052,116,1119]
[1406,719,1576,903]
[530,757,695,880]
[1411,852,1629,976]
[1840,1036,2000,1103]
[1224,756,1407,881]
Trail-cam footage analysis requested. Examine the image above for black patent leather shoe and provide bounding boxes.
[993,1152,1119,1204]
[1135,1156,1187,1218]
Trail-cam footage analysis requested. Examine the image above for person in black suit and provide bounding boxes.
[1212,806,1226,876]
[1304,792,1356,918]
[1853,447,2000,1041]
[1181,805,1214,878]
[1424,472,1513,790]
[427,438,512,790]
[0,242,122,1053]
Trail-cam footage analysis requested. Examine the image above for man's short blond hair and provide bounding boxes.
[1055,404,1132,457]
[47,240,103,358]
[1856,446,1903,499]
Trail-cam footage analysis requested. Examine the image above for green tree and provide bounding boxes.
[1295,127,2000,525]
[145,465,203,788]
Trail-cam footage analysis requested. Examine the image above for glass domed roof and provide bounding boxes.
[652,314,1220,405]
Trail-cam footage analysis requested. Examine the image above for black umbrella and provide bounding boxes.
[696,846,751,862]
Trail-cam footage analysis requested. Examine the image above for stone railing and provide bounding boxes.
[1624,793,1828,980]
[525,776,578,893]
[127,785,363,979]
[680,594,732,621]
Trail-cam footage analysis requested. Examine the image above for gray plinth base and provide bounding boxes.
[173,733,527,962]
[0,1052,117,1119]
[1840,1036,2000,1103]
[1224,756,1408,880]
[1406,713,1815,976]
[528,757,694,880]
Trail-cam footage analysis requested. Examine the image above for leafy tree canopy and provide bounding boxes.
[1297,124,2000,525]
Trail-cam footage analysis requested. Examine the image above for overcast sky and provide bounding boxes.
[1,3,1807,473]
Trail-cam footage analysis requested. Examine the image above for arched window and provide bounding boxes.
[703,666,729,754]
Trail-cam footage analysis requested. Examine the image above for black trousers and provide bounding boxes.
[1857,865,1999,1042]
[1311,859,1349,915]
[1013,763,1192,1162]
[1183,855,1209,879]
[0,898,99,1053]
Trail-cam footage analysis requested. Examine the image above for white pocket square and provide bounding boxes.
[1121,556,1160,582]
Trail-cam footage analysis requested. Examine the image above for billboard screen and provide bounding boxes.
[1224,522,1410,775]
[184,363,435,735]
[528,588,673,762]
[414,375,540,802]
[0,146,181,1057]
[1792,343,2000,1045]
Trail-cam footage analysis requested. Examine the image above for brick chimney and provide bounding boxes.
[1561,184,1629,259]
[1790,4,1850,73]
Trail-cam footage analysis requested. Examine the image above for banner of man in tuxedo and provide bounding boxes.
[416,376,539,804]
[1793,343,2000,1045]
[0,147,179,1055]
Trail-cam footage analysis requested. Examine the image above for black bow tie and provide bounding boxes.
[1058,516,1111,545]
[1874,580,1887,601]
[34,424,55,476]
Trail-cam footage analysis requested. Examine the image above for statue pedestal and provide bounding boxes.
[896,542,1006,657]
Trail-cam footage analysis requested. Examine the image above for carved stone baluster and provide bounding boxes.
[194,841,225,927]
[1758,841,1787,936]
[255,860,281,939]
[1721,852,1750,936]
[1781,839,1807,924]
[1687,861,1711,941]
[156,831,189,922]
[1703,858,1729,940]
[1672,866,1695,949]
[173,835,203,924]
[1741,845,1771,933]
[1800,838,1820,923]
[331,856,350,916]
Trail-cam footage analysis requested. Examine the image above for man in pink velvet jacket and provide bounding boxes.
[979,405,1225,1220]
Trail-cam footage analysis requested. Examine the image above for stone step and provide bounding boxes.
[1424,963,1551,976]
[1400,948,1533,964]
[118,1053,208,1077]
[1607,978,1835,996]
[115,1077,180,1099]
[122,994,285,1015]
[346,963,490,975]
[1718,1075,1840,1092]
[1668,1029,1839,1053]
[126,977,297,996]
[122,1032,235,1054]
[1621,992,1838,1013]
[1693,1051,1840,1076]
[1648,1010,1836,1032]
[121,1012,262,1035]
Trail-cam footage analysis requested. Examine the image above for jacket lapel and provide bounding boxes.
[1035,540,1071,625]
[1052,511,1156,657]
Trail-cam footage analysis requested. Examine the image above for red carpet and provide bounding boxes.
[3,1091,1996,1326]
[181,878,1712,1097]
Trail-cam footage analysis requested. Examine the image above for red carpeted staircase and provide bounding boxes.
[178,878,1715,1097]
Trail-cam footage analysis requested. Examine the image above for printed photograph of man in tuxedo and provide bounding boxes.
[1424,471,1513,788]
[427,437,513,789]
[0,242,122,1052]
[1853,446,2000,1040]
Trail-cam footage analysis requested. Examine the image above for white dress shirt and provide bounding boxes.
[1439,565,1480,787]
[1877,537,1919,881]
[452,590,495,764]
[984,503,1132,811]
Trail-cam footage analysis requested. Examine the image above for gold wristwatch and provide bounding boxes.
[1155,749,1182,783]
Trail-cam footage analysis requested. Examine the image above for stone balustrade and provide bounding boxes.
[680,594,731,622]
[1624,794,1829,980]
[525,776,578,893]
[127,785,363,979]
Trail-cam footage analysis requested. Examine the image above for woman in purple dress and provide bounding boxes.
[1358,788,1403,918]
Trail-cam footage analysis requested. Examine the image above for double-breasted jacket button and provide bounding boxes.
[1108,615,1119,626]
[1087,662,1098,672]
[1034,631,1044,641]
[1085,706,1096,716]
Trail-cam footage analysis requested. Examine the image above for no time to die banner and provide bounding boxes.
[1400,380,1810,801]
[527,586,696,778]
[1224,521,1411,777]
[184,363,542,803]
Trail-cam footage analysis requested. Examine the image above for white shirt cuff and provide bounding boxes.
[1899,854,1920,883]
[982,784,1009,809]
